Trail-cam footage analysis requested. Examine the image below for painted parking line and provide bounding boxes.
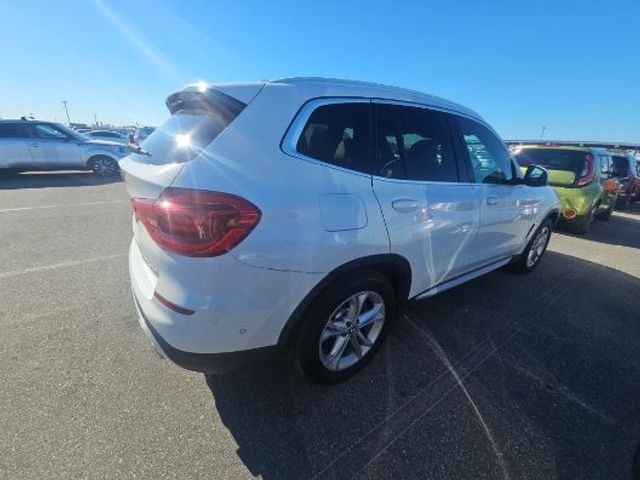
[0,253,127,279]
[0,200,129,213]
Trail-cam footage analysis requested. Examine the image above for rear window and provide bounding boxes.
[132,90,245,165]
[514,148,588,174]
[132,114,225,165]
[612,156,629,176]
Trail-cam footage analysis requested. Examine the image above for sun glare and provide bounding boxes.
[175,134,191,148]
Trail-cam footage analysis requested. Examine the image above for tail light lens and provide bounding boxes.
[132,188,261,257]
[577,154,595,186]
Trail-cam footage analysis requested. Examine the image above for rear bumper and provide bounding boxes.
[134,292,280,374]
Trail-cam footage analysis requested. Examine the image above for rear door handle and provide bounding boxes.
[30,143,39,148]
[486,195,498,206]
[392,198,419,213]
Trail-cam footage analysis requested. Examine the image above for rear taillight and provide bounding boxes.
[577,153,594,186]
[132,188,261,257]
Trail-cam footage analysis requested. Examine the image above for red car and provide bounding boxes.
[612,153,640,208]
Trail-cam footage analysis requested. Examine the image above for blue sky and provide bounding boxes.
[1,0,638,141]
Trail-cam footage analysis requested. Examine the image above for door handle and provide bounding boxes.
[392,198,419,213]
[30,143,39,148]
[486,195,498,206]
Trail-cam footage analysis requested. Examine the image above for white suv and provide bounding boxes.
[0,120,128,175]
[120,78,560,384]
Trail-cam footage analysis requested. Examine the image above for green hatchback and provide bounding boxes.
[513,146,620,234]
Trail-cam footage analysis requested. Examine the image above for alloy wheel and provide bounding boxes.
[93,157,117,176]
[526,225,550,268]
[318,291,386,372]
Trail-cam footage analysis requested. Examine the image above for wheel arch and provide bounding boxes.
[545,208,560,226]
[277,253,412,347]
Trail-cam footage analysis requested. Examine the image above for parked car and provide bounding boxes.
[611,153,640,207]
[0,119,128,175]
[85,129,130,145]
[132,126,155,145]
[513,145,619,233]
[120,78,560,384]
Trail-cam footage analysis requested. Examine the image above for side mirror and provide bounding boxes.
[523,164,548,187]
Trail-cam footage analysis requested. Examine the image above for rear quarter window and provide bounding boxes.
[294,102,372,174]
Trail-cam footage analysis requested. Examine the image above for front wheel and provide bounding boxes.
[89,156,119,176]
[508,219,552,274]
[292,270,395,384]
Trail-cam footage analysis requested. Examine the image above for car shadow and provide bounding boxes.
[557,208,640,249]
[0,171,121,189]
[205,251,640,479]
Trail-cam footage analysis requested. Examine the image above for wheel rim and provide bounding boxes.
[318,291,386,372]
[93,158,116,176]
[526,226,550,268]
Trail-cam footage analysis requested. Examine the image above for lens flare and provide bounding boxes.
[175,134,191,148]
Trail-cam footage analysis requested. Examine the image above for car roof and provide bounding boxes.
[274,77,483,120]
[199,77,483,122]
[0,119,51,123]
[514,145,591,152]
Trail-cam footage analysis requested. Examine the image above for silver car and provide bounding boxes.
[0,119,129,176]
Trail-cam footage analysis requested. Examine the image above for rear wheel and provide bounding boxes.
[617,194,631,210]
[292,270,395,384]
[508,219,552,274]
[598,204,613,220]
[572,206,595,234]
[89,155,119,176]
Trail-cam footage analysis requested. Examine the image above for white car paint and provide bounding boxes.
[119,78,560,374]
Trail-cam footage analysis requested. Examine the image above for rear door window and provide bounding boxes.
[296,102,371,174]
[32,123,68,140]
[374,103,458,182]
[0,123,29,138]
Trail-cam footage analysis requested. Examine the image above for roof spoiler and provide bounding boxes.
[165,86,247,125]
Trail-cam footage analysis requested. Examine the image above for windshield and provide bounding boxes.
[56,123,90,141]
[514,148,588,174]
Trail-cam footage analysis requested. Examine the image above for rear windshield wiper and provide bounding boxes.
[133,145,151,157]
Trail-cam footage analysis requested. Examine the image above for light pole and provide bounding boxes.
[62,100,71,125]
[539,126,546,140]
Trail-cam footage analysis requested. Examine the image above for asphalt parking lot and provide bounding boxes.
[1,172,639,480]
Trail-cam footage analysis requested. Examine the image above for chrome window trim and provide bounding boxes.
[280,95,509,183]
[280,97,372,178]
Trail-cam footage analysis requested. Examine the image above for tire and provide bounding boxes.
[617,195,631,210]
[508,219,553,274]
[292,270,395,384]
[598,205,613,220]
[89,155,119,176]
[571,206,595,234]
